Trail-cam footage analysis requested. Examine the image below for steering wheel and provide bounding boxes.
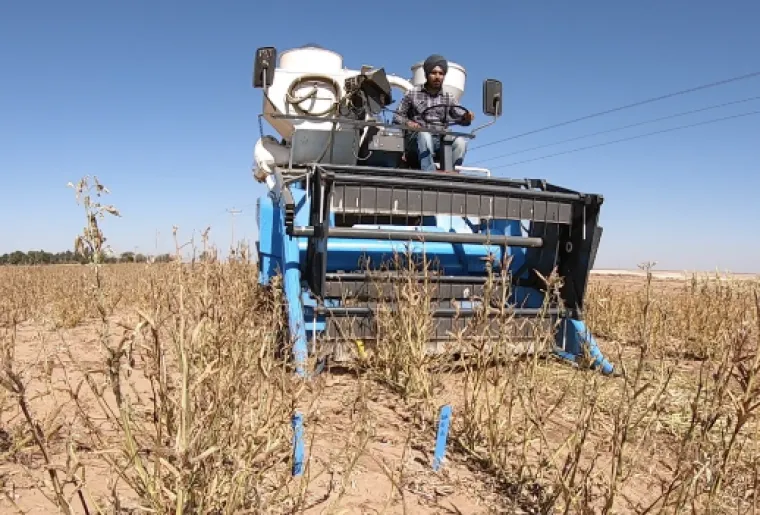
[419,104,470,126]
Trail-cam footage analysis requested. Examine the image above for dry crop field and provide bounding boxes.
[1,180,759,514]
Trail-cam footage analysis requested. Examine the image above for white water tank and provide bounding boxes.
[410,60,466,103]
[279,45,344,73]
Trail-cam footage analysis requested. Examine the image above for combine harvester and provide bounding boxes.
[250,45,614,377]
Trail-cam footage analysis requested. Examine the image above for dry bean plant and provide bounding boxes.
[1,175,759,514]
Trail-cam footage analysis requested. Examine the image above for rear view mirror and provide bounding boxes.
[482,79,502,117]
[253,46,277,88]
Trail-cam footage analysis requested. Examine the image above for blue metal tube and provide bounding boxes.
[296,239,519,275]
[554,319,614,375]
[433,405,452,471]
[282,208,309,377]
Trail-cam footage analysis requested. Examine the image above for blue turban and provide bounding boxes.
[423,54,448,75]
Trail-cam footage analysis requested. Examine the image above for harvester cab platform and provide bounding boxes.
[250,45,614,377]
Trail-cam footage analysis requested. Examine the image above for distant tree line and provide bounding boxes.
[0,250,175,265]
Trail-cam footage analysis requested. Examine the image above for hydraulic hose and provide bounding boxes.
[285,74,342,117]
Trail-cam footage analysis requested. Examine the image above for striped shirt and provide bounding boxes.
[392,86,470,130]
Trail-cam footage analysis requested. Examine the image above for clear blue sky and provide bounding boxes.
[2,1,759,272]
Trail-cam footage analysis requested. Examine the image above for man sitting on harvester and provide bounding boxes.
[393,54,475,171]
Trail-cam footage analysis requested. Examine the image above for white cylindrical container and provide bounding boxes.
[279,46,344,73]
[410,60,466,102]
[253,135,290,178]
[387,74,414,95]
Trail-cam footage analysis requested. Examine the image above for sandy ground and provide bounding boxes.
[1,271,753,513]
[592,268,759,280]
[0,324,670,514]
[0,318,512,514]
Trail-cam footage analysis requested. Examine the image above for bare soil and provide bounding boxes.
[1,317,510,514]
[2,271,758,513]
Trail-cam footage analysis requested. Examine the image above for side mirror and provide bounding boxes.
[482,79,502,117]
[253,46,277,88]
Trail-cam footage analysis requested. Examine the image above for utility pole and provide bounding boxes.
[227,208,243,258]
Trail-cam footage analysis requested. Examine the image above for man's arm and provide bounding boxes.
[448,93,473,126]
[392,93,411,125]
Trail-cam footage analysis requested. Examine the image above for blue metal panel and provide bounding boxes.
[256,193,281,285]
[280,182,531,277]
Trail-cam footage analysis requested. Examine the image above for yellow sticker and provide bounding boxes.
[355,339,366,359]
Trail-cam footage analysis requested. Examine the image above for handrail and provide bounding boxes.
[267,112,476,139]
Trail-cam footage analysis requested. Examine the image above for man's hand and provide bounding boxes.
[407,121,421,129]
[462,110,475,123]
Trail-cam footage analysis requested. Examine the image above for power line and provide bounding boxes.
[487,108,760,170]
[227,208,243,251]
[471,70,760,151]
[472,95,760,165]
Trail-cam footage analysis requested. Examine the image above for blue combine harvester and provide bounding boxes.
[250,45,614,376]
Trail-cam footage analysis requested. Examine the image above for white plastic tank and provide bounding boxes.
[410,59,466,102]
[279,45,344,73]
